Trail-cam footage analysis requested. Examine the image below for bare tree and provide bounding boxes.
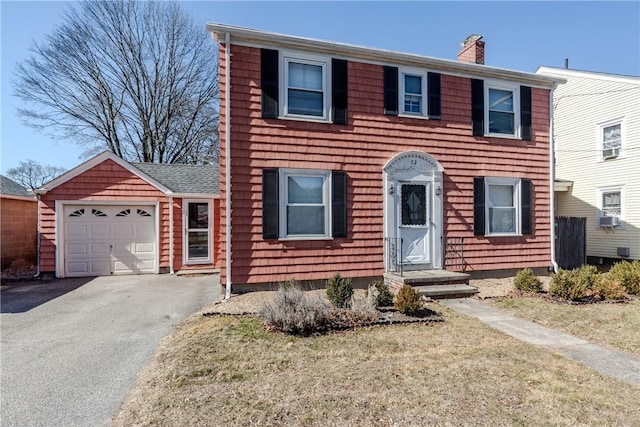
[13,0,219,164]
[6,160,66,190]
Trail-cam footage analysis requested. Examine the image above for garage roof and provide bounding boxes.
[35,151,219,197]
[133,163,219,195]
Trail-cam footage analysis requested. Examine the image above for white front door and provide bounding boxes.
[398,182,431,266]
[383,151,444,272]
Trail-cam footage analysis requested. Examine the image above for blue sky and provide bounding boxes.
[1,1,639,174]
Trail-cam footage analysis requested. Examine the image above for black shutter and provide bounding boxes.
[261,49,279,119]
[332,171,347,238]
[332,59,348,125]
[473,177,485,236]
[471,79,484,136]
[428,72,441,119]
[521,179,533,234]
[262,169,279,239]
[520,86,532,141]
[383,66,398,115]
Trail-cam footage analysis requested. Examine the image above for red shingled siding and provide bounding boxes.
[219,44,551,286]
[38,159,220,275]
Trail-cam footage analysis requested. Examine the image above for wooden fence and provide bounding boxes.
[555,216,586,270]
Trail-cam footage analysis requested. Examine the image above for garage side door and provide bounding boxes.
[63,205,157,277]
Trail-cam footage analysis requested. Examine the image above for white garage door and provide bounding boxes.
[63,205,157,277]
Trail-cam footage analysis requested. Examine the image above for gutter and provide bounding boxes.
[224,31,232,300]
[207,23,561,89]
[549,82,559,273]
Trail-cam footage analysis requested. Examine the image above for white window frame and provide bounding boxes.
[598,118,624,161]
[279,51,331,122]
[485,177,522,236]
[597,186,625,229]
[399,67,428,118]
[183,199,212,265]
[279,169,331,240]
[485,81,521,139]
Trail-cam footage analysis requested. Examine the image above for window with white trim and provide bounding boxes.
[486,83,520,137]
[486,177,521,235]
[597,186,624,227]
[184,200,211,264]
[401,70,427,117]
[281,53,330,120]
[280,169,331,238]
[600,120,623,160]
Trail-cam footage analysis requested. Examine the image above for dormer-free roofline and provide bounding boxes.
[34,151,172,195]
[206,23,564,89]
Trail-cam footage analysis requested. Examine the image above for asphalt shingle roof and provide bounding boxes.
[132,163,219,195]
[0,175,32,198]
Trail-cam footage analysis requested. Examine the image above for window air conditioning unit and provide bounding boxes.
[602,148,620,160]
[599,216,620,227]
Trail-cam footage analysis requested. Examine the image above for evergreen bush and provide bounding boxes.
[394,284,422,315]
[326,273,353,308]
[607,261,640,295]
[513,268,543,293]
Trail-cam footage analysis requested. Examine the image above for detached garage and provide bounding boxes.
[35,151,219,278]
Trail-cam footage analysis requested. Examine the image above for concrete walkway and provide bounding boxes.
[440,298,640,386]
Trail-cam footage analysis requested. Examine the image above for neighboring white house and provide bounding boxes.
[537,66,640,263]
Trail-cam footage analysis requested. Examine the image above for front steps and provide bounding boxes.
[384,270,478,299]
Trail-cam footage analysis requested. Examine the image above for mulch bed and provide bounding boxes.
[203,305,444,337]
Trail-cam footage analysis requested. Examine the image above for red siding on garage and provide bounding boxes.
[38,159,169,275]
[219,44,552,286]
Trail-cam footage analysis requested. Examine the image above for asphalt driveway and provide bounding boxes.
[1,274,219,427]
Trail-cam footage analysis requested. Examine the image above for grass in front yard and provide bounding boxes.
[113,307,640,427]
[492,297,640,357]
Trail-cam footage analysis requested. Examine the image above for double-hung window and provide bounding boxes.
[600,120,623,160]
[383,66,440,119]
[487,84,520,137]
[281,54,329,120]
[282,170,330,237]
[472,79,530,139]
[262,169,348,240]
[598,186,624,227]
[261,49,348,124]
[474,177,533,237]
[402,72,425,116]
[487,179,519,235]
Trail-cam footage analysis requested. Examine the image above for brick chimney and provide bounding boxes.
[457,34,485,65]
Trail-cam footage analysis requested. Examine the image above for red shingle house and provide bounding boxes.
[35,152,219,278]
[206,24,564,294]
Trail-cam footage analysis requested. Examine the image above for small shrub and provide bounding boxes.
[394,284,422,315]
[608,261,640,295]
[367,281,394,307]
[513,268,543,293]
[549,265,600,301]
[259,281,330,335]
[326,273,353,308]
[593,276,627,301]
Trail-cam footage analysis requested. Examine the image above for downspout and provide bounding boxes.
[224,32,232,300]
[549,82,559,273]
[169,196,174,274]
